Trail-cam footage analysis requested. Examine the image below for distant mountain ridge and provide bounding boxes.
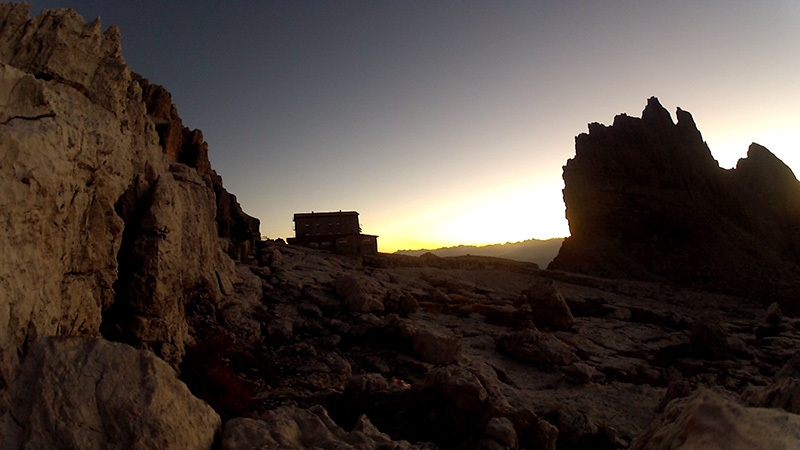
[396,238,564,268]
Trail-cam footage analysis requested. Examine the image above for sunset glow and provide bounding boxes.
[379,176,568,252]
[26,1,800,254]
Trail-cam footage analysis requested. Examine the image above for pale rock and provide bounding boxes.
[0,3,241,390]
[0,7,153,390]
[261,246,283,267]
[631,388,800,450]
[222,405,419,450]
[0,337,220,450]
[335,274,365,297]
[216,264,263,344]
[107,165,233,366]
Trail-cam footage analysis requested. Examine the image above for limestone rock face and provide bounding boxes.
[549,97,800,307]
[631,388,800,450]
[134,75,260,257]
[0,3,254,397]
[0,337,220,450]
[102,162,238,366]
[1,3,155,391]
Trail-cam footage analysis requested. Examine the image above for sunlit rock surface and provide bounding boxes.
[0,0,258,420]
[1,337,220,450]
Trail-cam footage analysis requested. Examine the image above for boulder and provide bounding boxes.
[0,337,220,450]
[766,301,783,326]
[496,328,579,369]
[690,319,729,360]
[631,388,800,450]
[335,274,386,313]
[345,293,385,313]
[523,278,575,330]
[410,323,462,365]
[393,365,491,447]
[477,416,519,450]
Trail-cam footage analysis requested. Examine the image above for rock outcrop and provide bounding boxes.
[0,1,259,415]
[134,75,260,259]
[549,97,800,308]
[1,337,220,450]
[631,388,800,450]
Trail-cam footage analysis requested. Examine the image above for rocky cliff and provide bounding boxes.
[0,4,263,446]
[549,97,800,309]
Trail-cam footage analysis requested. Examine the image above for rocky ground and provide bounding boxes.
[192,243,800,449]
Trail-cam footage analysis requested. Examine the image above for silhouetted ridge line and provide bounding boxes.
[549,97,800,311]
[397,238,564,268]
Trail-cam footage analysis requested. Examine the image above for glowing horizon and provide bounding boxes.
[371,121,799,254]
[26,1,799,254]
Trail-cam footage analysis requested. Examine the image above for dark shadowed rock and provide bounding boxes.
[549,97,800,308]
[222,405,421,450]
[767,301,783,326]
[523,278,575,330]
[477,416,519,450]
[496,327,578,369]
[410,322,462,365]
[690,319,729,360]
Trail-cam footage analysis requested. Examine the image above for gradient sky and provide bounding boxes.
[27,1,800,252]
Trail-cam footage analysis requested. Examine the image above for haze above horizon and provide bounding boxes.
[27,1,800,253]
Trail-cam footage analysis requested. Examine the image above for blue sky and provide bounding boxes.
[26,1,800,251]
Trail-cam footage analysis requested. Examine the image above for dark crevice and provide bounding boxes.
[1,113,56,125]
[100,176,155,345]
[33,72,53,81]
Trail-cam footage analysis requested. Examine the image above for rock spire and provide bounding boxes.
[549,97,800,308]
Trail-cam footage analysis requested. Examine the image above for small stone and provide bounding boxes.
[411,324,462,365]
[766,302,782,326]
[478,416,519,450]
